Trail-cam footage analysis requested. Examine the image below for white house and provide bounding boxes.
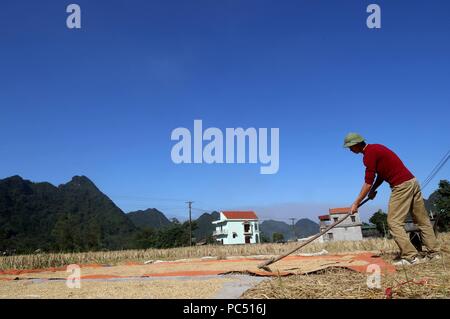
[212,211,260,245]
[318,207,363,242]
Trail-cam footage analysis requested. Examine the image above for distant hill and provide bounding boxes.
[295,218,320,238]
[193,211,220,241]
[128,210,320,243]
[260,218,319,241]
[0,175,136,253]
[260,220,293,241]
[128,209,220,242]
[128,208,172,229]
[5,175,326,252]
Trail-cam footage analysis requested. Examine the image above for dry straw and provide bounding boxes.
[0,236,406,270]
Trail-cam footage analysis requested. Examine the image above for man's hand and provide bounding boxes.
[350,202,359,214]
[352,183,374,214]
[368,190,378,200]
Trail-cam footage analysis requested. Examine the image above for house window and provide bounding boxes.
[233,232,238,239]
[351,216,356,223]
[255,224,258,231]
[333,217,338,222]
[328,233,334,240]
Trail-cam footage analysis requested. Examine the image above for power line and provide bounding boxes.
[421,150,450,190]
[422,151,448,186]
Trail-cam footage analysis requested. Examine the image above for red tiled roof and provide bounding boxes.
[319,215,330,221]
[329,207,351,214]
[222,211,258,220]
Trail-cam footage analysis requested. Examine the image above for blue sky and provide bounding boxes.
[1,0,449,223]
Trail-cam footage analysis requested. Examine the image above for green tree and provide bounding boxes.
[369,209,389,238]
[85,219,102,250]
[52,214,76,251]
[433,180,450,231]
[272,232,285,243]
[260,233,270,243]
[133,227,157,249]
[205,234,216,244]
[154,221,198,249]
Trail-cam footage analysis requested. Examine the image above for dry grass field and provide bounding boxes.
[240,232,450,299]
[241,252,449,299]
[1,233,449,299]
[1,236,406,270]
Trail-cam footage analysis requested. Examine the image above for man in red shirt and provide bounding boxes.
[344,133,440,265]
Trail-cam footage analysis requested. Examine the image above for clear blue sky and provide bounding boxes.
[1,1,449,222]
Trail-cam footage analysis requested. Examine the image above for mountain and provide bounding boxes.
[128,208,172,229]
[0,174,344,252]
[0,175,136,253]
[295,218,320,238]
[260,220,293,241]
[193,211,220,241]
[260,219,319,241]
[128,209,220,242]
[127,209,318,243]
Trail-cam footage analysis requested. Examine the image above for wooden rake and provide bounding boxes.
[257,196,374,272]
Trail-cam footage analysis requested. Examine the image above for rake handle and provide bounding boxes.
[258,196,373,269]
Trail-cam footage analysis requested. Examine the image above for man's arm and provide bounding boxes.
[351,183,372,213]
[350,176,384,213]
[369,175,384,198]
[351,150,381,213]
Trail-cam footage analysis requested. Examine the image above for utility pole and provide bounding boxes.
[289,218,297,241]
[186,201,194,246]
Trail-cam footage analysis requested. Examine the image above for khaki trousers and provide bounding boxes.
[387,178,440,260]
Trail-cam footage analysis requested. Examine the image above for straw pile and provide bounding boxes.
[241,251,450,299]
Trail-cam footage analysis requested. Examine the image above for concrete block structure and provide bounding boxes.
[318,207,363,242]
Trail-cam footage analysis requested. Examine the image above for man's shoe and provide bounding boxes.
[392,256,425,266]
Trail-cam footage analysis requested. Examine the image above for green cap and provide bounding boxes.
[343,133,365,148]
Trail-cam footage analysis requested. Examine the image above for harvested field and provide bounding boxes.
[0,277,241,299]
[241,252,450,299]
[0,252,394,280]
[0,237,403,270]
[0,252,394,299]
[0,233,448,299]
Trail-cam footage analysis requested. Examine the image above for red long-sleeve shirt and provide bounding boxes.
[362,144,414,187]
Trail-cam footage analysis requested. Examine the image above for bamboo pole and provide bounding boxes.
[258,197,373,271]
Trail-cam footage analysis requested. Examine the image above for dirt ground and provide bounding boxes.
[0,276,268,299]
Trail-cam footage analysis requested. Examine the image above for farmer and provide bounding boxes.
[344,133,441,266]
